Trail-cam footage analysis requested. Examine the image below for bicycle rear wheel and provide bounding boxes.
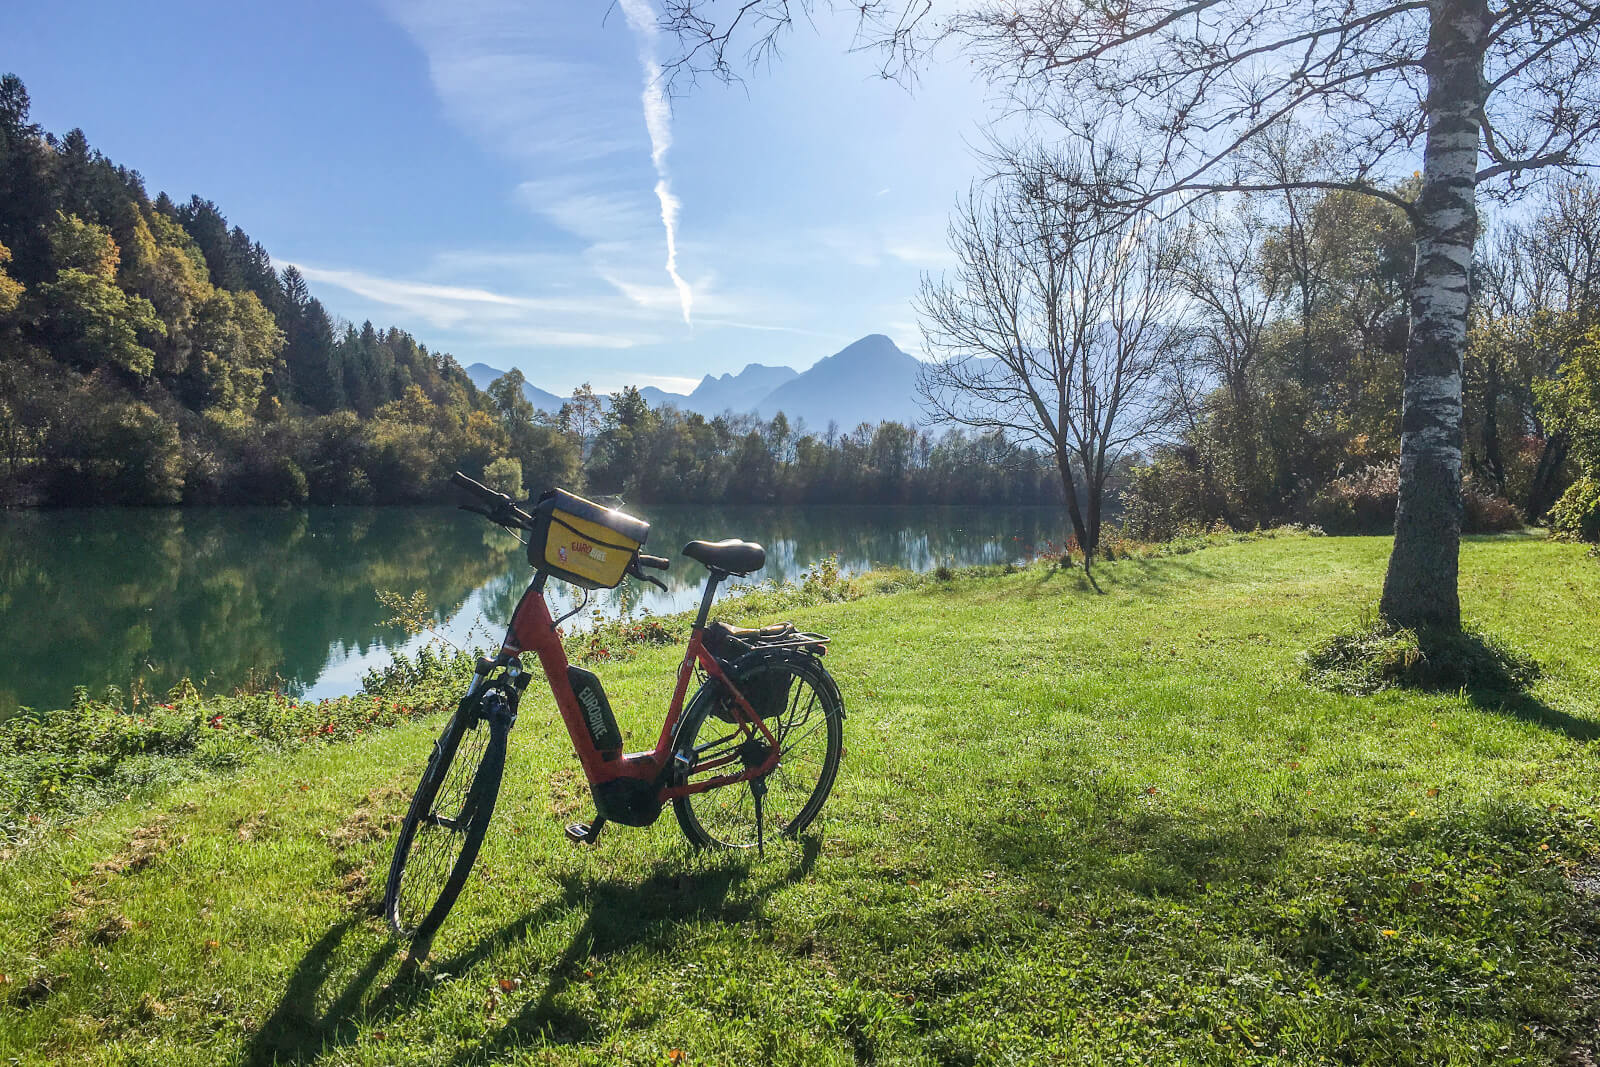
[384,689,509,941]
[673,654,844,850]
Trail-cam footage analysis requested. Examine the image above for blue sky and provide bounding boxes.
[12,0,998,394]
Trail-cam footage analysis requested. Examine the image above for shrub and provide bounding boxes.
[1308,460,1523,534]
[1463,486,1524,532]
[567,614,680,663]
[1549,475,1600,542]
[1120,453,1218,541]
[2,648,473,837]
[1308,463,1400,533]
[483,456,524,499]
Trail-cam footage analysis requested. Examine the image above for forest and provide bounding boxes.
[1113,175,1600,543]
[0,74,1056,511]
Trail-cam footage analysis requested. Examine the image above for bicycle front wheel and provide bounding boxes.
[673,654,844,850]
[384,689,508,941]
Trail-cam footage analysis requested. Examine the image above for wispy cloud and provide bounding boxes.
[288,262,655,348]
[695,318,854,342]
[288,264,524,327]
[617,0,694,327]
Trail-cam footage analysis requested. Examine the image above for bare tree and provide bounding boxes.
[1471,177,1600,512]
[1165,194,1286,519]
[916,149,1185,572]
[663,0,1600,631]
[1174,196,1283,414]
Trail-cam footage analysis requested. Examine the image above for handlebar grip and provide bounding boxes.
[637,553,670,570]
[451,470,504,506]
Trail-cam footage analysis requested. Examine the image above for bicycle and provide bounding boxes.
[383,472,846,946]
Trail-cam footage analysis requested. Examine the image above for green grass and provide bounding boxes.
[3,532,1599,1065]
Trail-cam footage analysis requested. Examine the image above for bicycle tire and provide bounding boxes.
[673,653,844,850]
[384,690,509,941]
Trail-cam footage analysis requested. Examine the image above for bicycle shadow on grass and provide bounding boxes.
[240,836,820,1065]
[442,834,822,1064]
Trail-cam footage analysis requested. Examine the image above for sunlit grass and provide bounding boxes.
[2,532,1598,1064]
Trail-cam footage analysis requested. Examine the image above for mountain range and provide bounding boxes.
[466,334,927,430]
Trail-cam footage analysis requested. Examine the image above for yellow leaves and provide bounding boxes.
[667,1051,686,1064]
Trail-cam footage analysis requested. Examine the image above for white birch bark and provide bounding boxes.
[1378,0,1490,631]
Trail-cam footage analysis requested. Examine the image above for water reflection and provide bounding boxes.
[0,505,1062,713]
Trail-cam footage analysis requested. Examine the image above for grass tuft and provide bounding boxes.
[1304,619,1541,696]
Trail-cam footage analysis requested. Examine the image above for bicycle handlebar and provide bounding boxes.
[451,470,505,506]
[451,471,532,529]
[627,553,669,591]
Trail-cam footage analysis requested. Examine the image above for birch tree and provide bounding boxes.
[664,0,1600,630]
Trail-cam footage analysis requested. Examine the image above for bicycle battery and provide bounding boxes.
[567,665,624,756]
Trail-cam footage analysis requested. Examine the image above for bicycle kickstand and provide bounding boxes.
[751,776,767,858]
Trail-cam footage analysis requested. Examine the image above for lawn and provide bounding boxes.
[2,533,1598,1065]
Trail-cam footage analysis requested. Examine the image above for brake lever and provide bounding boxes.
[628,562,667,592]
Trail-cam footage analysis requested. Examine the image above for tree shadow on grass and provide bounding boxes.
[1306,622,1600,741]
[962,799,1567,1017]
[1026,555,1218,601]
[972,803,1295,905]
[1460,680,1600,741]
[241,836,820,1066]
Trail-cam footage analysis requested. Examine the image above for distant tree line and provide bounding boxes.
[576,386,1062,506]
[0,74,1053,510]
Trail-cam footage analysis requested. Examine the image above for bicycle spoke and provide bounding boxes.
[392,713,493,934]
[677,662,840,849]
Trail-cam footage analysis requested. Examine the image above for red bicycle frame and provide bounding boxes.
[492,575,782,801]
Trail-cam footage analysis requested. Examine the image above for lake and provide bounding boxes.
[0,504,1065,715]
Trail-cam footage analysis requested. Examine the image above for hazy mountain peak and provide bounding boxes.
[463,362,566,412]
[687,362,800,415]
[754,335,923,430]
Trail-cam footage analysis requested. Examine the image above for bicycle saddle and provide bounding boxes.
[682,539,766,575]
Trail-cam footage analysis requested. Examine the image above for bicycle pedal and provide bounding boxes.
[564,819,606,845]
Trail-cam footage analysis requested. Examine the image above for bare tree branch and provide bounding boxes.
[916,146,1186,567]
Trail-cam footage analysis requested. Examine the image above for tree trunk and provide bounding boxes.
[1526,432,1570,519]
[1056,453,1093,573]
[1378,0,1489,632]
[1480,353,1506,495]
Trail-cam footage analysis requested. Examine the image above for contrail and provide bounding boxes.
[618,0,693,327]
